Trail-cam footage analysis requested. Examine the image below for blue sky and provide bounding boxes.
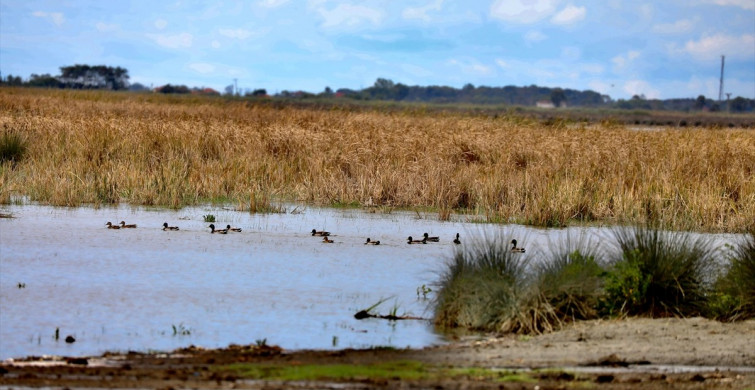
[1,0,753,100]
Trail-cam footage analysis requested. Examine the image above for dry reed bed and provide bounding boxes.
[1,88,753,232]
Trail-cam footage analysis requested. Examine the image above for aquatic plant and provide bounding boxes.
[602,225,715,317]
[202,214,216,223]
[433,230,533,333]
[534,234,605,323]
[172,323,191,336]
[710,229,755,321]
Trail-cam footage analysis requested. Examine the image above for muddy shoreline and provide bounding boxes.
[2,317,753,389]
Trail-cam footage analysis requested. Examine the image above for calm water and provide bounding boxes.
[0,204,738,360]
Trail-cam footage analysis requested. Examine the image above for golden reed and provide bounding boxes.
[1,88,753,232]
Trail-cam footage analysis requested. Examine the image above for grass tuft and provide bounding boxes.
[602,225,715,317]
[0,129,27,165]
[710,229,755,320]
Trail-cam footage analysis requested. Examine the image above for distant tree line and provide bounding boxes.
[2,64,130,90]
[2,66,753,112]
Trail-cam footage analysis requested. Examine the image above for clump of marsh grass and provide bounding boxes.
[709,229,755,321]
[534,233,605,324]
[433,230,533,333]
[0,129,27,165]
[602,225,715,317]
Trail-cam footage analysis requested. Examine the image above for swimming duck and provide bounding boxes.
[226,224,242,232]
[119,221,137,228]
[105,222,120,229]
[511,239,526,253]
[162,222,179,231]
[365,238,380,245]
[423,233,440,242]
[322,236,334,243]
[407,236,427,244]
[312,229,331,236]
[453,233,461,245]
[209,224,228,234]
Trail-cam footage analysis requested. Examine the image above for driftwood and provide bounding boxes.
[353,310,427,321]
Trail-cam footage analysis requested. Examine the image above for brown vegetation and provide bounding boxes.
[1,87,753,232]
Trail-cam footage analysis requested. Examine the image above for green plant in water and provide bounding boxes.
[203,214,216,222]
[603,225,715,317]
[416,284,432,300]
[172,323,191,336]
[255,338,268,347]
[710,230,755,321]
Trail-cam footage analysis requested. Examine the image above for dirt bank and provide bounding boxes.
[2,317,753,389]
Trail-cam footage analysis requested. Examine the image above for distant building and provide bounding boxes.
[536,100,556,108]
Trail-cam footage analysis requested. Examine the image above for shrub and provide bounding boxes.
[602,225,715,317]
[710,230,755,320]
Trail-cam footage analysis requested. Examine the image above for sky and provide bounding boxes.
[1,0,753,100]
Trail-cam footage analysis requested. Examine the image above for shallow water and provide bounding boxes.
[0,204,740,360]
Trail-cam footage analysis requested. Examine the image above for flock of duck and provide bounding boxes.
[104,221,526,252]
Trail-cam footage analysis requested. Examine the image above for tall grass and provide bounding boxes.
[602,225,716,317]
[710,229,755,320]
[1,87,753,230]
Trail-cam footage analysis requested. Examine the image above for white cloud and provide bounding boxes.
[652,19,694,34]
[682,33,755,60]
[550,4,586,25]
[154,19,168,30]
[623,80,660,99]
[402,0,443,22]
[219,28,253,39]
[148,32,193,49]
[447,59,493,76]
[189,63,215,74]
[258,0,290,8]
[211,40,221,49]
[317,4,384,28]
[95,22,118,32]
[524,30,547,43]
[489,0,559,24]
[32,11,65,26]
[702,0,755,10]
[495,59,508,68]
[612,50,641,71]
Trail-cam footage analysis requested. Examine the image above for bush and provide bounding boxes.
[602,226,715,317]
[710,230,755,320]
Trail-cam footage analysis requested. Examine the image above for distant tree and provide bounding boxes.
[373,78,395,89]
[2,74,24,86]
[58,64,129,90]
[224,85,234,95]
[128,82,149,91]
[729,96,752,112]
[28,73,61,88]
[323,86,333,96]
[157,84,190,94]
[694,95,707,110]
[550,88,566,107]
[252,89,267,96]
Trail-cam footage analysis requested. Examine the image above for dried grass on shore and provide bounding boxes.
[1,88,753,232]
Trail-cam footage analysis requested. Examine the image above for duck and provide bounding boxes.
[407,236,427,244]
[209,224,228,234]
[423,232,440,242]
[311,229,331,236]
[453,233,461,245]
[511,239,526,253]
[119,221,137,228]
[226,224,242,232]
[162,222,179,231]
[105,222,120,229]
[365,238,380,245]
[322,236,334,243]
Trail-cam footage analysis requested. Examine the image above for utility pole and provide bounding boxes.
[718,55,725,102]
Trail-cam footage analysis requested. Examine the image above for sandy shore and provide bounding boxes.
[2,317,754,389]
